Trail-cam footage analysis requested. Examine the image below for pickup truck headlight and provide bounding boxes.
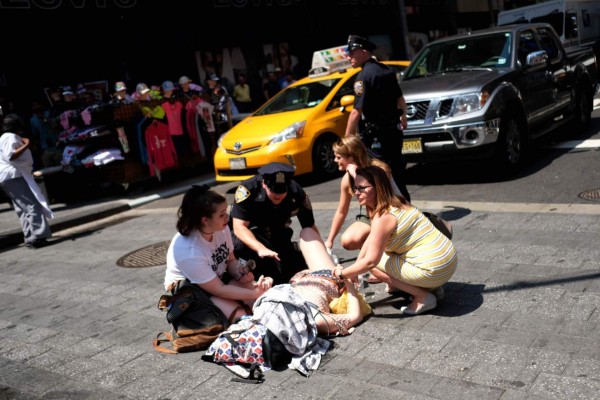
[454,91,489,116]
[268,121,306,145]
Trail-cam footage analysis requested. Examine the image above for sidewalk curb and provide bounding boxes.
[0,176,217,250]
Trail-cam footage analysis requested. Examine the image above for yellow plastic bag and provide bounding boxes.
[329,290,372,317]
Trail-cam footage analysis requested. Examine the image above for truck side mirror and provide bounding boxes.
[526,50,548,68]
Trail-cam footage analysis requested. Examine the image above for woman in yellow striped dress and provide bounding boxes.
[332,165,457,315]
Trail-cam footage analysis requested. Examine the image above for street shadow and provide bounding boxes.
[366,269,600,318]
[50,215,140,244]
[367,282,485,318]
[423,206,471,223]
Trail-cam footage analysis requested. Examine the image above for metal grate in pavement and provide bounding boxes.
[578,188,600,202]
[116,240,170,268]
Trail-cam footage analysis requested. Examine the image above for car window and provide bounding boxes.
[327,75,356,111]
[404,33,510,78]
[518,30,541,65]
[254,79,340,116]
[536,26,560,60]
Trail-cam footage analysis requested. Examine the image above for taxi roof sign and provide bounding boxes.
[309,45,351,77]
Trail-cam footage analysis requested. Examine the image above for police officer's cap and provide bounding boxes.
[347,35,377,52]
[258,162,295,194]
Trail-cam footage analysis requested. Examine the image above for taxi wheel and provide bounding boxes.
[312,135,338,177]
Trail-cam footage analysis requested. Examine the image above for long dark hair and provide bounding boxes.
[351,165,408,217]
[176,184,227,236]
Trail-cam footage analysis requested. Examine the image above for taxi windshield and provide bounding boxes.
[254,79,341,116]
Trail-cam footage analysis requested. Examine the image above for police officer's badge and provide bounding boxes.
[234,185,251,203]
[354,81,364,96]
[275,172,285,183]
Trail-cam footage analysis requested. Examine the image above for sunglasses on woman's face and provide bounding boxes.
[352,185,372,193]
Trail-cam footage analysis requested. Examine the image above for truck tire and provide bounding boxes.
[574,85,592,131]
[312,134,339,178]
[494,112,525,175]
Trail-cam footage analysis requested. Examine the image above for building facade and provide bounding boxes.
[0,0,537,109]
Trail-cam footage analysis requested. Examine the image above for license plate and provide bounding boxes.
[229,158,246,170]
[402,138,422,154]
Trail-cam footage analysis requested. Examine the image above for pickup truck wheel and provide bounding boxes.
[574,87,592,131]
[495,114,524,173]
[312,135,339,178]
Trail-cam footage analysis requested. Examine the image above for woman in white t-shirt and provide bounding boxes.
[164,185,273,322]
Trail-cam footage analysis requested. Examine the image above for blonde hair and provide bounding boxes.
[333,135,392,175]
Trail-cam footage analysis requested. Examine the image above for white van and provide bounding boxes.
[497,0,600,52]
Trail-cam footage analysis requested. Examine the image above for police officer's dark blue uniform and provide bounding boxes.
[346,34,411,202]
[230,162,317,285]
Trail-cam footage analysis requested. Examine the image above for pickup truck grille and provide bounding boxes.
[406,101,430,121]
[438,99,453,118]
[407,99,454,122]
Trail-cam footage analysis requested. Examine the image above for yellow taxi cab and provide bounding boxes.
[214,46,410,182]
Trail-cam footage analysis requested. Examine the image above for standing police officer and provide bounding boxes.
[344,34,411,202]
[230,162,320,284]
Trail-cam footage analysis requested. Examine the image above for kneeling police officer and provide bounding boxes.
[231,162,320,285]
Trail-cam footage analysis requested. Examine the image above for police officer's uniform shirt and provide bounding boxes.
[231,175,315,239]
[353,58,403,121]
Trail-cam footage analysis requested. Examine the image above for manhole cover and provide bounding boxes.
[578,188,600,202]
[116,240,170,268]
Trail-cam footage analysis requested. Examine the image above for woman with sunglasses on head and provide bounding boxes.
[164,185,274,323]
[332,166,457,315]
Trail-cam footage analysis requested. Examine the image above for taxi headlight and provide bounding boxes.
[268,121,306,145]
[453,91,489,116]
[217,132,227,148]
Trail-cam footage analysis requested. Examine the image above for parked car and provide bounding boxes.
[398,23,597,173]
[213,46,409,182]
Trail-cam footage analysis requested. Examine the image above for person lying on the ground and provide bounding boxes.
[163,184,273,323]
[203,227,366,378]
[286,227,364,336]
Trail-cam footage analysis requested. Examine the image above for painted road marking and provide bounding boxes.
[548,139,600,149]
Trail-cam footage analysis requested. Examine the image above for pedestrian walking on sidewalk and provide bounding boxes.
[0,114,54,248]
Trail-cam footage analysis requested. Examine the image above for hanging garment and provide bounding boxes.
[144,120,177,178]
[197,101,215,133]
[230,47,247,70]
[161,100,184,136]
[185,98,202,155]
[221,48,235,85]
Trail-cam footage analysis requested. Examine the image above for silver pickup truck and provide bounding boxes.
[400,22,598,173]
